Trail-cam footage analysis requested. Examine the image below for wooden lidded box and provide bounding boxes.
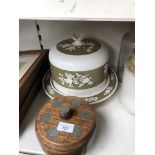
[35,96,96,155]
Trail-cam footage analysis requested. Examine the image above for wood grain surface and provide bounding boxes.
[19,50,49,106]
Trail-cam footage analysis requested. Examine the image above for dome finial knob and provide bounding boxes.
[72,33,84,46]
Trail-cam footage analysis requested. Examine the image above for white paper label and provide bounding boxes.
[57,122,75,133]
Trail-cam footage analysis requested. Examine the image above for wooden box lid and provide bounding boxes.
[35,96,96,153]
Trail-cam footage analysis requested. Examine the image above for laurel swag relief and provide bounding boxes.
[58,72,93,88]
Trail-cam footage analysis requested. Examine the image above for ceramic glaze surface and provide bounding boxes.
[52,77,109,97]
[48,35,110,98]
[49,38,109,71]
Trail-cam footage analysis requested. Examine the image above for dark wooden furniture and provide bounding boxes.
[19,50,49,122]
[35,96,96,155]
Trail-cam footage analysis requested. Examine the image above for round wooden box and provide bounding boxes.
[35,96,96,155]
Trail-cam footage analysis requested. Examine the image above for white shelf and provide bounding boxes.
[19,88,134,155]
[19,20,40,51]
[19,0,135,21]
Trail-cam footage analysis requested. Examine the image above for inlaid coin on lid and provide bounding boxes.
[35,96,96,155]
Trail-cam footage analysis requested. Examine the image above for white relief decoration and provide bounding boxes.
[46,85,54,95]
[84,97,98,102]
[86,45,94,53]
[58,43,76,52]
[66,46,76,51]
[104,64,108,74]
[59,43,71,48]
[58,41,95,53]
[110,73,115,81]
[85,42,95,46]
[104,86,113,95]
[58,72,93,88]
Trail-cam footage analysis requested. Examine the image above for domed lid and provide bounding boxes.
[49,34,109,71]
[35,96,96,152]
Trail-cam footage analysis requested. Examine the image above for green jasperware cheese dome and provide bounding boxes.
[49,34,109,97]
